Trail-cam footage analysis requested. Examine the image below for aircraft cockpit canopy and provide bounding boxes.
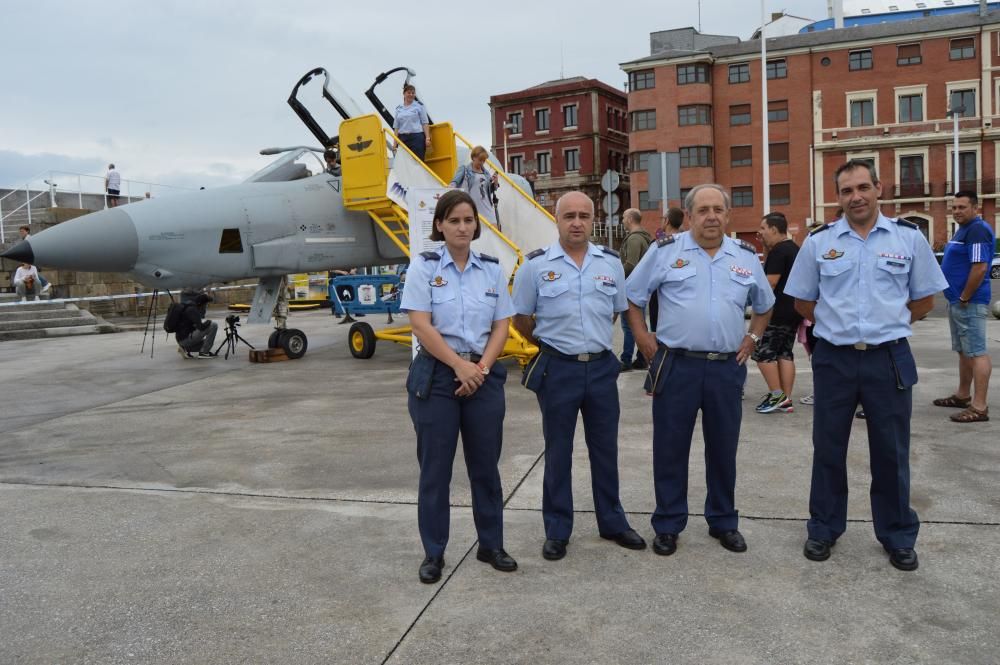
[245,148,326,183]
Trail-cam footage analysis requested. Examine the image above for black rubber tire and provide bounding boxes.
[991,264,1000,280]
[348,322,376,359]
[280,328,308,359]
[267,330,282,349]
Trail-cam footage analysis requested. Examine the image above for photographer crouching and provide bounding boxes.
[176,292,218,359]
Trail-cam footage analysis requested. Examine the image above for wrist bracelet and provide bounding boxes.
[477,362,489,375]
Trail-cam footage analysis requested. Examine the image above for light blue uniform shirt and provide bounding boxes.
[784,214,948,345]
[401,247,514,354]
[512,242,628,355]
[625,232,774,353]
[393,101,429,134]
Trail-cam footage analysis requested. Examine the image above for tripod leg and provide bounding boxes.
[141,289,158,355]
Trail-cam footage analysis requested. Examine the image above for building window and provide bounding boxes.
[849,49,873,71]
[766,59,787,79]
[729,63,750,83]
[508,112,522,135]
[535,108,550,132]
[770,184,791,205]
[897,43,921,66]
[732,186,753,207]
[565,148,580,172]
[950,89,976,117]
[631,151,655,171]
[729,104,751,126]
[638,191,657,210]
[731,145,752,166]
[678,104,711,126]
[509,155,523,175]
[537,152,551,174]
[898,94,923,122]
[769,142,789,164]
[850,99,875,126]
[677,63,710,84]
[629,70,655,90]
[767,100,789,122]
[950,37,975,60]
[958,151,976,190]
[630,109,656,131]
[679,146,713,168]
[899,155,924,197]
[562,104,578,129]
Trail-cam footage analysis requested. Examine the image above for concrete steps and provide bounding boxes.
[0,298,117,341]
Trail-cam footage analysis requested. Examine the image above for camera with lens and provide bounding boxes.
[226,314,240,326]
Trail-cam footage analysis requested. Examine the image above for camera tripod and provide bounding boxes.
[214,315,255,359]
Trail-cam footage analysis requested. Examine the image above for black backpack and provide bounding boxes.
[163,302,187,333]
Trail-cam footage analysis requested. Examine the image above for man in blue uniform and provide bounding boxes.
[935,190,993,423]
[512,191,646,560]
[785,159,948,571]
[625,184,774,556]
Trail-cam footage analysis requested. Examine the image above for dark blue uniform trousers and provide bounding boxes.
[651,352,745,535]
[536,353,630,540]
[808,339,919,550]
[408,356,506,559]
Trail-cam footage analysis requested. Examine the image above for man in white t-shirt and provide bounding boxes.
[13,263,41,301]
[105,163,121,208]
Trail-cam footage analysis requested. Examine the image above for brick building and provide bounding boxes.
[621,12,1000,249]
[489,77,630,232]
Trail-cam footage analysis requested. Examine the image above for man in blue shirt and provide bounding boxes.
[512,191,646,561]
[625,184,774,557]
[785,159,948,571]
[935,190,993,423]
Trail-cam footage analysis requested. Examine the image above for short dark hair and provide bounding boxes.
[833,159,878,188]
[429,190,481,241]
[762,212,788,235]
[402,83,416,94]
[666,207,684,230]
[953,190,978,206]
[18,225,29,232]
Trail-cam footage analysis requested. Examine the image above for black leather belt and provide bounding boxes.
[670,348,731,361]
[821,338,902,351]
[418,348,482,362]
[539,342,610,362]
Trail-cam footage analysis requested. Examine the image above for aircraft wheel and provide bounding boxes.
[991,264,1000,280]
[280,328,308,359]
[268,329,283,349]
[349,322,376,359]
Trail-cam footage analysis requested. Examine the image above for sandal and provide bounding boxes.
[950,406,989,423]
[933,394,972,408]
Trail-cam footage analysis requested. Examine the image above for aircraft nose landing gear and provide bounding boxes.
[267,328,308,360]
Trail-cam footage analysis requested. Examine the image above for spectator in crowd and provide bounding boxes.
[13,263,41,301]
[16,226,50,294]
[392,84,431,162]
[618,208,652,370]
[106,163,121,208]
[450,146,499,226]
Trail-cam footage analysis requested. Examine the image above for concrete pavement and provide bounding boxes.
[0,305,997,664]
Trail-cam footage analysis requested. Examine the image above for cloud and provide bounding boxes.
[0,150,107,189]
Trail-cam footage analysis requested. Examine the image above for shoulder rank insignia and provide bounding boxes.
[600,245,620,258]
[541,270,562,282]
[419,250,441,260]
[429,275,448,287]
[525,248,546,260]
[670,258,690,269]
[822,249,845,260]
[809,223,831,236]
[737,239,756,253]
[894,218,920,230]
[479,253,499,263]
[657,235,677,248]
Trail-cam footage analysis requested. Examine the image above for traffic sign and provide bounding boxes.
[603,192,620,215]
[601,170,620,193]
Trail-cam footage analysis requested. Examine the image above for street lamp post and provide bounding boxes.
[946,106,966,194]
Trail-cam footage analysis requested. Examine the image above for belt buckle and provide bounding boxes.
[706,352,721,361]
[577,353,592,362]
[458,352,472,360]
[853,343,868,351]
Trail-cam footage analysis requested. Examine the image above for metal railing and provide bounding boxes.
[821,116,981,143]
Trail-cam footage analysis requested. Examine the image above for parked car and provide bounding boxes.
[936,251,1000,279]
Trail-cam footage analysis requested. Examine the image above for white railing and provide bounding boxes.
[0,170,195,243]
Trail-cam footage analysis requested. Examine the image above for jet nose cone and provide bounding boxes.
[1,240,34,264]
[15,207,139,272]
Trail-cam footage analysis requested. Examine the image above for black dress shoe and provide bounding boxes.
[803,538,834,561]
[652,533,678,556]
[542,538,568,561]
[888,547,919,571]
[709,528,747,552]
[601,528,647,550]
[476,547,518,572]
[418,556,444,584]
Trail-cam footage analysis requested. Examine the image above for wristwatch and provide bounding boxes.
[747,332,761,345]
[959,297,970,304]
[477,361,490,375]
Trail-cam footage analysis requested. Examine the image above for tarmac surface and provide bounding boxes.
[1,303,998,664]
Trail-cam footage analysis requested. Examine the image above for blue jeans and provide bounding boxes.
[619,306,644,363]
[948,302,989,357]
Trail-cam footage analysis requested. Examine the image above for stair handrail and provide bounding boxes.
[0,189,49,243]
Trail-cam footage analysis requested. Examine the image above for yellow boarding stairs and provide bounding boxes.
[339,113,549,366]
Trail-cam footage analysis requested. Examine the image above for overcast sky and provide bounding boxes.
[0,0,826,193]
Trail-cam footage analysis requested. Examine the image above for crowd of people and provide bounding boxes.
[400,158,993,584]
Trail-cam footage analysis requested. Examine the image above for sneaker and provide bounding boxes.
[197,352,216,359]
[41,282,51,294]
[800,394,815,405]
[619,360,632,372]
[754,393,773,412]
[177,347,194,359]
[776,398,794,413]
[757,391,789,414]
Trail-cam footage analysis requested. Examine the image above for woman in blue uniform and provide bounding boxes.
[401,189,517,584]
[393,83,431,161]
